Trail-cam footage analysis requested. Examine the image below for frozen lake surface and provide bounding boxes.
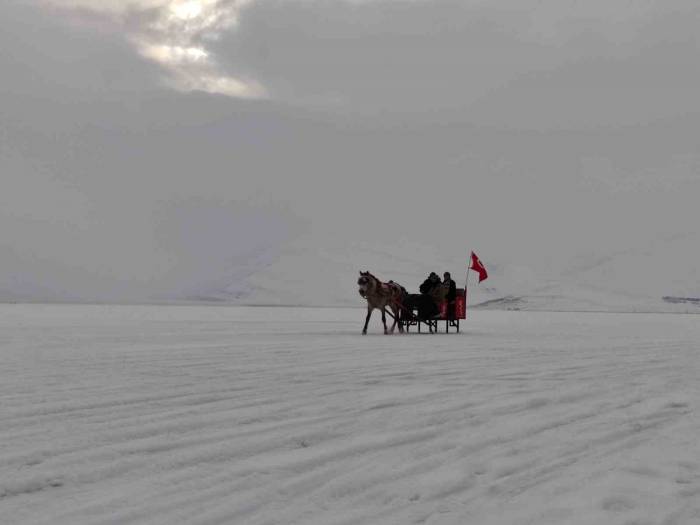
[2,305,700,524]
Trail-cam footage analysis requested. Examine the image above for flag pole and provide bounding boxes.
[465,252,470,305]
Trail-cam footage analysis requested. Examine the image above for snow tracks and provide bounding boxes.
[1,305,700,524]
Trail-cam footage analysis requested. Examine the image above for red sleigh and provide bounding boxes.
[401,288,466,334]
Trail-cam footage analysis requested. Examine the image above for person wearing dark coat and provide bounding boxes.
[418,272,441,318]
[443,272,456,301]
[443,271,457,320]
[419,272,441,294]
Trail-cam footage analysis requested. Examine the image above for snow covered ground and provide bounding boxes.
[2,304,700,524]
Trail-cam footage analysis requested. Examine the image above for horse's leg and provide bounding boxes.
[388,304,397,333]
[389,307,397,333]
[363,306,372,335]
[391,305,403,334]
[381,307,388,335]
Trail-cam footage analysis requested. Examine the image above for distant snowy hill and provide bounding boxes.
[197,230,700,313]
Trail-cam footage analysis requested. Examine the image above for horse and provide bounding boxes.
[357,271,407,335]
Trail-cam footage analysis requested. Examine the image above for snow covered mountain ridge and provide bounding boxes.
[193,230,700,314]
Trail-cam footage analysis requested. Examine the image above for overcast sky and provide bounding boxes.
[2,0,699,302]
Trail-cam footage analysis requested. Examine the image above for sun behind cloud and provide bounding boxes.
[170,0,204,21]
[43,0,264,99]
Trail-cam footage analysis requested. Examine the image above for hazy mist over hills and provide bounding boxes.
[2,0,699,310]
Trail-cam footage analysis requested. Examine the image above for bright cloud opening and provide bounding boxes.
[144,0,262,98]
[44,0,264,99]
[170,1,204,21]
[142,44,209,65]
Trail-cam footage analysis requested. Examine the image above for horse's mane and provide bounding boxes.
[363,271,390,296]
[366,272,381,284]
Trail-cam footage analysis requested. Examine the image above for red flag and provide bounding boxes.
[469,251,488,283]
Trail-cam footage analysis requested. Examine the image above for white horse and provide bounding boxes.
[357,271,406,334]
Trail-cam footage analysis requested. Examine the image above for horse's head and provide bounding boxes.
[358,271,374,298]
